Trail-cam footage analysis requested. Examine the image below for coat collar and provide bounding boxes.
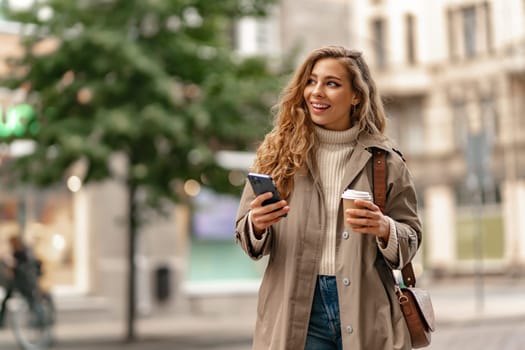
[339,132,391,195]
[356,131,391,152]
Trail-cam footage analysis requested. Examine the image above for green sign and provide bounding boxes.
[0,104,37,137]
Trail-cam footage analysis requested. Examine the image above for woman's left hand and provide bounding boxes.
[346,199,390,243]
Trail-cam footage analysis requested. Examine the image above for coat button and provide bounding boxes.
[342,278,350,286]
[342,231,349,239]
[345,325,353,334]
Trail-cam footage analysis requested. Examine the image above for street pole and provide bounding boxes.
[470,174,484,314]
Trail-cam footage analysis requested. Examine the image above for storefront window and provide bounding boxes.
[192,188,238,240]
[187,188,265,283]
[0,188,75,290]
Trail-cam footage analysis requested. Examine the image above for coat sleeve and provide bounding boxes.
[384,152,422,270]
[234,182,273,260]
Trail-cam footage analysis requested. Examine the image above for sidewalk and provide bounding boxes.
[49,275,525,339]
[423,275,525,325]
[0,275,524,348]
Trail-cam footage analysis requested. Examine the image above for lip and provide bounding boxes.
[310,101,330,113]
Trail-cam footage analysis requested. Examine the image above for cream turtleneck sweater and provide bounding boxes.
[315,125,359,275]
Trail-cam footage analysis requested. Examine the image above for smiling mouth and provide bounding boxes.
[311,103,330,111]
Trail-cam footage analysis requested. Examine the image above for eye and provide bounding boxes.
[306,78,316,85]
[327,81,341,87]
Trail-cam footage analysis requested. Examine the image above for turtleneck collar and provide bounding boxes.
[314,124,360,145]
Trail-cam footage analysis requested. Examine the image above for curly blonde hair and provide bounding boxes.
[252,46,387,199]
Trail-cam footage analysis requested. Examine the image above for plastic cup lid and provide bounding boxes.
[341,189,372,200]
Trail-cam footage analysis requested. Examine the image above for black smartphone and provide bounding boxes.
[247,172,287,217]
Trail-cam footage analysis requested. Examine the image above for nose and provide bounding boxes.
[312,83,324,97]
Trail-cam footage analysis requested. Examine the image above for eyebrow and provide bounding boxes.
[309,73,343,81]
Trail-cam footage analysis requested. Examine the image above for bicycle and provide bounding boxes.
[1,259,55,350]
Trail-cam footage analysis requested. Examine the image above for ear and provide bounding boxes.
[350,93,360,105]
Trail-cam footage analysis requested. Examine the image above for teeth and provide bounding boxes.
[312,103,329,108]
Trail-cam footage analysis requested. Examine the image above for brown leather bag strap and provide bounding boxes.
[371,147,417,287]
[371,148,387,213]
[401,263,416,288]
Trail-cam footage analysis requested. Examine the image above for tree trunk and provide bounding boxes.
[126,180,138,341]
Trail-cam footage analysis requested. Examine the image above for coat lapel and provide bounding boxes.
[339,133,391,194]
[339,143,372,195]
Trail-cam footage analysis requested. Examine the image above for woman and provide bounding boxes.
[235,46,421,350]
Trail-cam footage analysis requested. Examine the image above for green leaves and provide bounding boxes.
[1,0,281,208]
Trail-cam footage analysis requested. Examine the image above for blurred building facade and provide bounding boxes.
[238,0,525,275]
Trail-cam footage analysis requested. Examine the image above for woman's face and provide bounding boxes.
[303,57,359,131]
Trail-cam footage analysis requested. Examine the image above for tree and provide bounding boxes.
[0,0,281,341]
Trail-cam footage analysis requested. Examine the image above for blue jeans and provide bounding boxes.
[305,275,343,350]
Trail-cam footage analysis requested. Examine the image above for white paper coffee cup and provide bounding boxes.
[342,189,372,202]
[342,190,373,228]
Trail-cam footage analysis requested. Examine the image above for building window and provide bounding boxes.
[188,189,266,283]
[0,188,75,289]
[452,93,498,196]
[371,18,387,69]
[447,9,457,60]
[192,188,238,240]
[479,96,498,144]
[447,2,493,61]
[256,21,268,50]
[483,2,493,54]
[462,6,477,58]
[386,97,425,156]
[452,100,468,151]
[405,14,416,65]
[235,6,280,57]
[455,180,501,206]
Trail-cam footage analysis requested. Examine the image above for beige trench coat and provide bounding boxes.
[235,134,422,350]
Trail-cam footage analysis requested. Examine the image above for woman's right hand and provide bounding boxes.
[250,192,289,237]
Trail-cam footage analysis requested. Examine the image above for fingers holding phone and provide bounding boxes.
[250,192,289,233]
[247,173,289,234]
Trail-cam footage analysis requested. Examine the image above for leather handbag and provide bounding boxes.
[396,264,435,348]
[371,148,436,348]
